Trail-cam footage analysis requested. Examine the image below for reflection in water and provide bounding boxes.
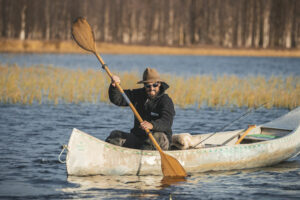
[62,175,186,198]
[160,177,187,188]
[60,161,300,199]
[260,160,300,173]
[65,175,187,190]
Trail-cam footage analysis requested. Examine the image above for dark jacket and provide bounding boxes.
[108,82,175,142]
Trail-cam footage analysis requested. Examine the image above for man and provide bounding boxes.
[105,67,175,150]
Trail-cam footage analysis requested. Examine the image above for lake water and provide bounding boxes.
[0,53,299,77]
[0,53,300,199]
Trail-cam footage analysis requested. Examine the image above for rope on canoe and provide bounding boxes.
[58,145,68,164]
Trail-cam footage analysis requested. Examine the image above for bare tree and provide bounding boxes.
[0,0,298,48]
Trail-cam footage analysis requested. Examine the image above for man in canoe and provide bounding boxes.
[105,67,175,150]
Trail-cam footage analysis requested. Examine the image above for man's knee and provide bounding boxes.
[153,132,170,150]
[142,132,170,150]
[105,130,128,146]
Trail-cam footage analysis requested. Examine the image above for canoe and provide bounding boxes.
[65,107,300,176]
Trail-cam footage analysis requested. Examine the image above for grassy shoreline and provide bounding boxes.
[1,39,300,57]
[1,65,299,109]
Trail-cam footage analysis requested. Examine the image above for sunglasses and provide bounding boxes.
[144,82,160,89]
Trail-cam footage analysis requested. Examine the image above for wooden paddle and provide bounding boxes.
[71,17,187,178]
[220,124,256,146]
[235,125,256,144]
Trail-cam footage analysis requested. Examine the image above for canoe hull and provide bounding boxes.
[66,127,300,176]
[66,108,300,176]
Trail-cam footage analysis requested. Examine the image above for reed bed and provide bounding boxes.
[0,65,299,109]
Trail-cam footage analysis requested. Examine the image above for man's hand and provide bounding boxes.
[111,75,121,87]
[140,121,153,131]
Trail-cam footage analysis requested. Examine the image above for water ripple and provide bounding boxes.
[1,103,299,199]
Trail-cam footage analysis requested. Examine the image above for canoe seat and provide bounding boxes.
[241,134,279,143]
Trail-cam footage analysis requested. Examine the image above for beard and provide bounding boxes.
[146,89,158,99]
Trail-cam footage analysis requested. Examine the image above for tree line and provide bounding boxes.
[0,0,299,49]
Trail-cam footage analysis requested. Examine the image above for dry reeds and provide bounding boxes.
[0,65,299,109]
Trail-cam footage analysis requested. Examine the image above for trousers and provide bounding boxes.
[105,130,170,150]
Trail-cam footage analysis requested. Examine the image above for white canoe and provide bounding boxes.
[65,107,300,176]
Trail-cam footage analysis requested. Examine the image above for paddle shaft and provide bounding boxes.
[94,53,164,154]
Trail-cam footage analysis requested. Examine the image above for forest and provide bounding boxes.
[0,0,299,49]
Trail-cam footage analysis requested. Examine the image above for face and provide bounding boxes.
[144,82,161,98]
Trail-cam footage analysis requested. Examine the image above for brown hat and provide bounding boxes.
[137,67,163,84]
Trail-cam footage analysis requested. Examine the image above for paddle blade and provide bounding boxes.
[72,17,96,53]
[161,152,187,178]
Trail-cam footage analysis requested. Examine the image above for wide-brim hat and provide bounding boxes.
[137,67,163,84]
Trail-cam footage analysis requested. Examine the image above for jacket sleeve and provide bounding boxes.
[108,84,135,106]
[151,95,175,133]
